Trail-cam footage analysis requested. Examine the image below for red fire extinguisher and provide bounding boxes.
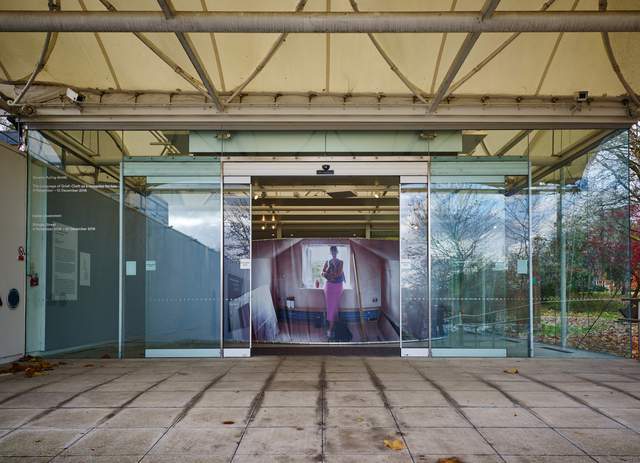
[30,273,39,287]
[18,246,25,261]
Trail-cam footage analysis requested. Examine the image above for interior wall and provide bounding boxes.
[0,143,27,362]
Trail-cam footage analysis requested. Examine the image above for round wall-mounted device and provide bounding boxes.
[7,289,19,309]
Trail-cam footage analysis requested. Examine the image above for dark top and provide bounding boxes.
[322,258,345,284]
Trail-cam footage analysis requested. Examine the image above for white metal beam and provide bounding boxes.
[428,0,501,113]
[157,0,223,111]
[2,11,640,33]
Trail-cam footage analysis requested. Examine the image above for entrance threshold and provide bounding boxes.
[252,344,400,357]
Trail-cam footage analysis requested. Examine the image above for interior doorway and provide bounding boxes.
[251,175,401,353]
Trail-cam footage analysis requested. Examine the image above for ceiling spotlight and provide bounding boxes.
[271,215,276,222]
[271,224,276,230]
[253,193,260,200]
[261,215,266,222]
[261,225,266,230]
[374,192,380,199]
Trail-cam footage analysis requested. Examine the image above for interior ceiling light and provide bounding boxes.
[253,193,260,200]
[261,225,266,230]
[271,215,276,222]
[262,215,266,222]
[271,224,276,230]
[374,192,380,198]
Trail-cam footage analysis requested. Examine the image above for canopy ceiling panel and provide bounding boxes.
[97,32,197,91]
[451,32,561,95]
[242,33,326,93]
[0,0,638,128]
[537,32,625,96]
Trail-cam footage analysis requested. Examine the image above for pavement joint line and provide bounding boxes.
[363,358,417,463]
[42,370,182,463]
[0,367,133,445]
[517,371,640,436]
[0,363,109,406]
[135,361,237,463]
[469,372,599,463]
[574,373,640,401]
[405,360,508,463]
[228,356,285,463]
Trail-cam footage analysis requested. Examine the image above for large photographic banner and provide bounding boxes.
[251,238,400,344]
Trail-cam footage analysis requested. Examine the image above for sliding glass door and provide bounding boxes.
[399,160,530,357]
[120,157,222,358]
[429,159,530,357]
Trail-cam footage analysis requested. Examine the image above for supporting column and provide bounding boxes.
[558,168,568,348]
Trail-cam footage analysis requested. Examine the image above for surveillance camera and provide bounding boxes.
[65,88,85,103]
[575,90,589,103]
[322,164,330,171]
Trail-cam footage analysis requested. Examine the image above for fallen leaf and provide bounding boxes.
[222,420,235,425]
[383,439,405,451]
[437,458,464,463]
[503,368,519,375]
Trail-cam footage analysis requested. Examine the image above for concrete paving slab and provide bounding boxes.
[261,390,319,407]
[479,427,584,456]
[403,427,497,455]
[531,407,623,428]
[504,391,584,408]
[325,407,396,428]
[26,408,114,430]
[63,428,165,456]
[324,427,406,455]
[0,429,83,457]
[251,406,320,427]
[99,408,183,428]
[599,407,640,431]
[62,391,139,408]
[326,380,376,391]
[177,407,250,428]
[569,391,640,408]
[0,392,75,409]
[0,409,46,428]
[149,427,242,457]
[395,406,470,428]
[325,390,385,407]
[196,390,258,407]
[448,390,515,407]
[558,428,640,456]
[236,426,321,456]
[461,407,547,428]
[127,391,198,408]
[386,390,450,407]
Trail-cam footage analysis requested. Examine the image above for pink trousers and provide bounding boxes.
[323,281,344,322]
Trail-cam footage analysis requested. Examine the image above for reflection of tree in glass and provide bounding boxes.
[431,189,500,270]
[224,196,250,260]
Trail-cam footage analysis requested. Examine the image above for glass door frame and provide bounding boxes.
[118,156,222,358]
[222,175,252,358]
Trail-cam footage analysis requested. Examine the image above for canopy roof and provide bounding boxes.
[0,0,639,129]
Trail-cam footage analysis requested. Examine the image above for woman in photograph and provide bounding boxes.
[322,245,345,339]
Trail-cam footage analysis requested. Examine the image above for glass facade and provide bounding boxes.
[23,129,634,358]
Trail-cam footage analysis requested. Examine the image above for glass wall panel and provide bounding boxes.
[26,131,120,358]
[430,161,530,356]
[532,131,631,357]
[122,159,221,357]
[223,182,252,353]
[400,182,429,351]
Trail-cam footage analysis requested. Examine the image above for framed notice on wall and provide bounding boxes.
[52,223,78,301]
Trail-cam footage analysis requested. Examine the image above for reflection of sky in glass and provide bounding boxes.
[158,191,220,251]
